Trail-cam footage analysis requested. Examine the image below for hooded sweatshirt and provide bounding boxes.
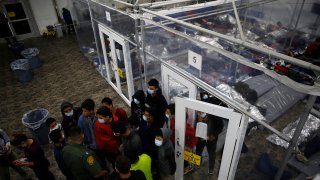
[158,128,176,176]
[131,90,146,123]
[60,101,82,138]
[145,88,168,128]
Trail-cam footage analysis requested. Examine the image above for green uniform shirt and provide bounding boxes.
[62,144,102,180]
[130,154,153,180]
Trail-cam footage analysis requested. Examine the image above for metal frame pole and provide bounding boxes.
[232,0,245,40]
[275,95,317,180]
[133,4,144,90]
[288,0,305,48]
[140,20,148,91]
[140,8,320,73]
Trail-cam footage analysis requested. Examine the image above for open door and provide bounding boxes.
[174,97,248,180]
[98,24,134,105]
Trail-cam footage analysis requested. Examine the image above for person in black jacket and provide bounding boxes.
[195,111,224,175]
[145,79,168,128]
[130,90,146,128]
[139,107,159,178]
[62,8,75,34]
[61,101,82,138]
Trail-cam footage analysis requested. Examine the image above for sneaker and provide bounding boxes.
[208,169,214,175]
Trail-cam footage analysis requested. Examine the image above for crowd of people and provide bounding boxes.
[0,78,226,180]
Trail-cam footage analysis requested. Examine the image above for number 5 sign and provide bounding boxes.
[188,50,202,70]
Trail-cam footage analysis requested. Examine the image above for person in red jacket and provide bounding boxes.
[95,106,120,171]
[101,97,128,123]
[166,104,197,149]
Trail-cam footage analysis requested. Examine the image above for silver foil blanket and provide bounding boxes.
[266,114,320,149]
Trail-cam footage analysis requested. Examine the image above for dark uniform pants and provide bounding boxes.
[196,138,217,171]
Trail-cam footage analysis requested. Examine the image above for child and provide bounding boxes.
[155,128,176,179]
[95,106,120,169]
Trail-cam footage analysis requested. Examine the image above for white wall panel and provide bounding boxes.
[29,0,58,34]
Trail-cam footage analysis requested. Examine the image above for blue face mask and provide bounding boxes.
[147,88,154,95]
[134,98,140,105]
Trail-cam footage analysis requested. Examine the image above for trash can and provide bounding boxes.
[55,23,63,38]
[22,108,50,145]
[21,48,41,69]
[10,59,33,83]
[9,42,25,58]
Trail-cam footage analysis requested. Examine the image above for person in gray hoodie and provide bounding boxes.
[155,128,176,180]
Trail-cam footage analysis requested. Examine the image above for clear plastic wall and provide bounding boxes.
[89,0,136,41]
[88,0,144,91]
[142,13,309,124]
[72,0,97,61]
[158,0,320,55]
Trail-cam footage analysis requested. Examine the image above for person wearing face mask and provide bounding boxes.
[145,79,168,128]
[195,110,224,175]
[11,133,55,180]
[155,128,176,180]
[139,107,159,179]
[46,117,64,145]
[49,129,74,180]
[62,127,108,180]
[130,90,146,129]
[61,101,82,138]
[95,106,120,172]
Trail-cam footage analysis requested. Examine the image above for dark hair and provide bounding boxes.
[115,156,131,174]
[148,79,159,88]
[96,106,112,118]
[101,97,112,105]
[128,115,140,128]
[124,148,139,164]
[110,121,127,134]
[11,134,28,146]
[49,129,63,143]
[45,117,56,127]
[167,104,175,115]
[155,129,163,137]
[81,98,95,111]
[68,126,83,140]
[145,107,156,118]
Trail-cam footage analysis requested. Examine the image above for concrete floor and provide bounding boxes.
[0,36,304,179]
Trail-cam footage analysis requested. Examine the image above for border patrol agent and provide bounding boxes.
[62,127,108,180]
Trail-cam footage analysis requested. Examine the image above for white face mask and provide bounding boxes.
[98,118,105,123]
[135,127,140,131]
[147,88,154,95]
[200,113,207,118]
[155,139,163,146]
[52,123,62,131]
[202,94,209,100]
[113,132,120,136]
[143,115,148,122]
[165,113,170,119]
[65,110,74,117]
[134,98,140,105]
